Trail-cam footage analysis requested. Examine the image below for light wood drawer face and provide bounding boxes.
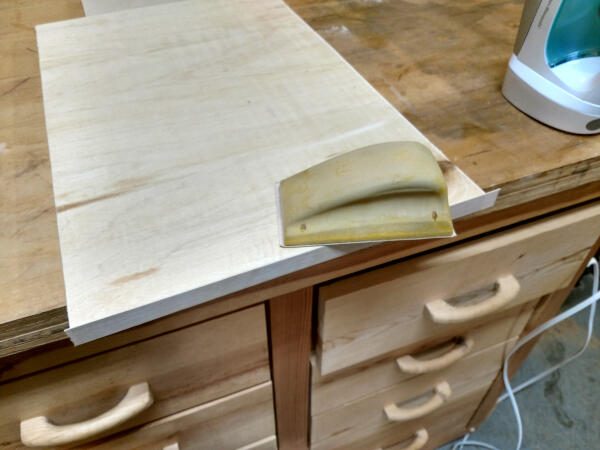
[312,308,532,416]
[82,382,276,450]
[317,204,600,375]
[312,383,488,450]
[311,335,514,446]
[0,306,270,449]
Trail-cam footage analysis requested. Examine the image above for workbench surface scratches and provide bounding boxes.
[36,0,485,343]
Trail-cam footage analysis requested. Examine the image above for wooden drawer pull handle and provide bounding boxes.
[396,336,474,374]
[425,274,520,324]
[20,382,153,447]
[384,381,451,422]
[399,429,429,450]
[375,428,429,450]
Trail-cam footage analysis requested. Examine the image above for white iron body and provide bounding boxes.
[503,0,600,134]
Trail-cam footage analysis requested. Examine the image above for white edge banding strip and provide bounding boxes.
[451,188,500,219]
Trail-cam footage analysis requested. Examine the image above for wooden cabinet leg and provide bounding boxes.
[268,288,313,450]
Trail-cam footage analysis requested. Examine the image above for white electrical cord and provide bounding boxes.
[498,258,598,403]
[451,257,599,450]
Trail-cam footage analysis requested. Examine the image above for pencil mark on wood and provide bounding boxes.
[111,268,159,285]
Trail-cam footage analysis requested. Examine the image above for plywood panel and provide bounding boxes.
[36,0,488,344]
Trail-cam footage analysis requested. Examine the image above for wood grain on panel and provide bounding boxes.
[269,289,313,450]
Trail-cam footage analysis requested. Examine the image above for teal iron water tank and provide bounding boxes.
[547,0,600,67]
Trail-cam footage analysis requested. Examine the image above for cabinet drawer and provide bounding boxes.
[311,335,514,446]
[82,382,276,450]
[1,306,270,448]
[317,204,600,375]
[312,307,532,416]
[312,381,488,450]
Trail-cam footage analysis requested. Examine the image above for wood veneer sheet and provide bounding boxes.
[36,0,494,344]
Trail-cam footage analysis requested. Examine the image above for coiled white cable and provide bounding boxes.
[451,257,599,450]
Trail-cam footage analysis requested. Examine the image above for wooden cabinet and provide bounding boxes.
[2,206,598,450]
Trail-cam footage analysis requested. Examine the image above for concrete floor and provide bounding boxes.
[439,267,600,450]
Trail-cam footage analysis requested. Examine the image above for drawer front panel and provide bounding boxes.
[312,384,488,450]
[312,307,531,416]
[1,306,270,448]
[318,204,600,375]
[377,389,483,450]
[311,336,513,446]
[82,382,276,450]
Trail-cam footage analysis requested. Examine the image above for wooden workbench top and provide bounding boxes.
[1,0,599,354]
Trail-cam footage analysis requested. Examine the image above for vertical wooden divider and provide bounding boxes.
[268,288,313,450]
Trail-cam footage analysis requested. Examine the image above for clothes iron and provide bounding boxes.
[276,142,455,247]
[503,0,600,134]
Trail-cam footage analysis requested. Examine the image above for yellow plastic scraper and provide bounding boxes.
[277,141,455,247]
